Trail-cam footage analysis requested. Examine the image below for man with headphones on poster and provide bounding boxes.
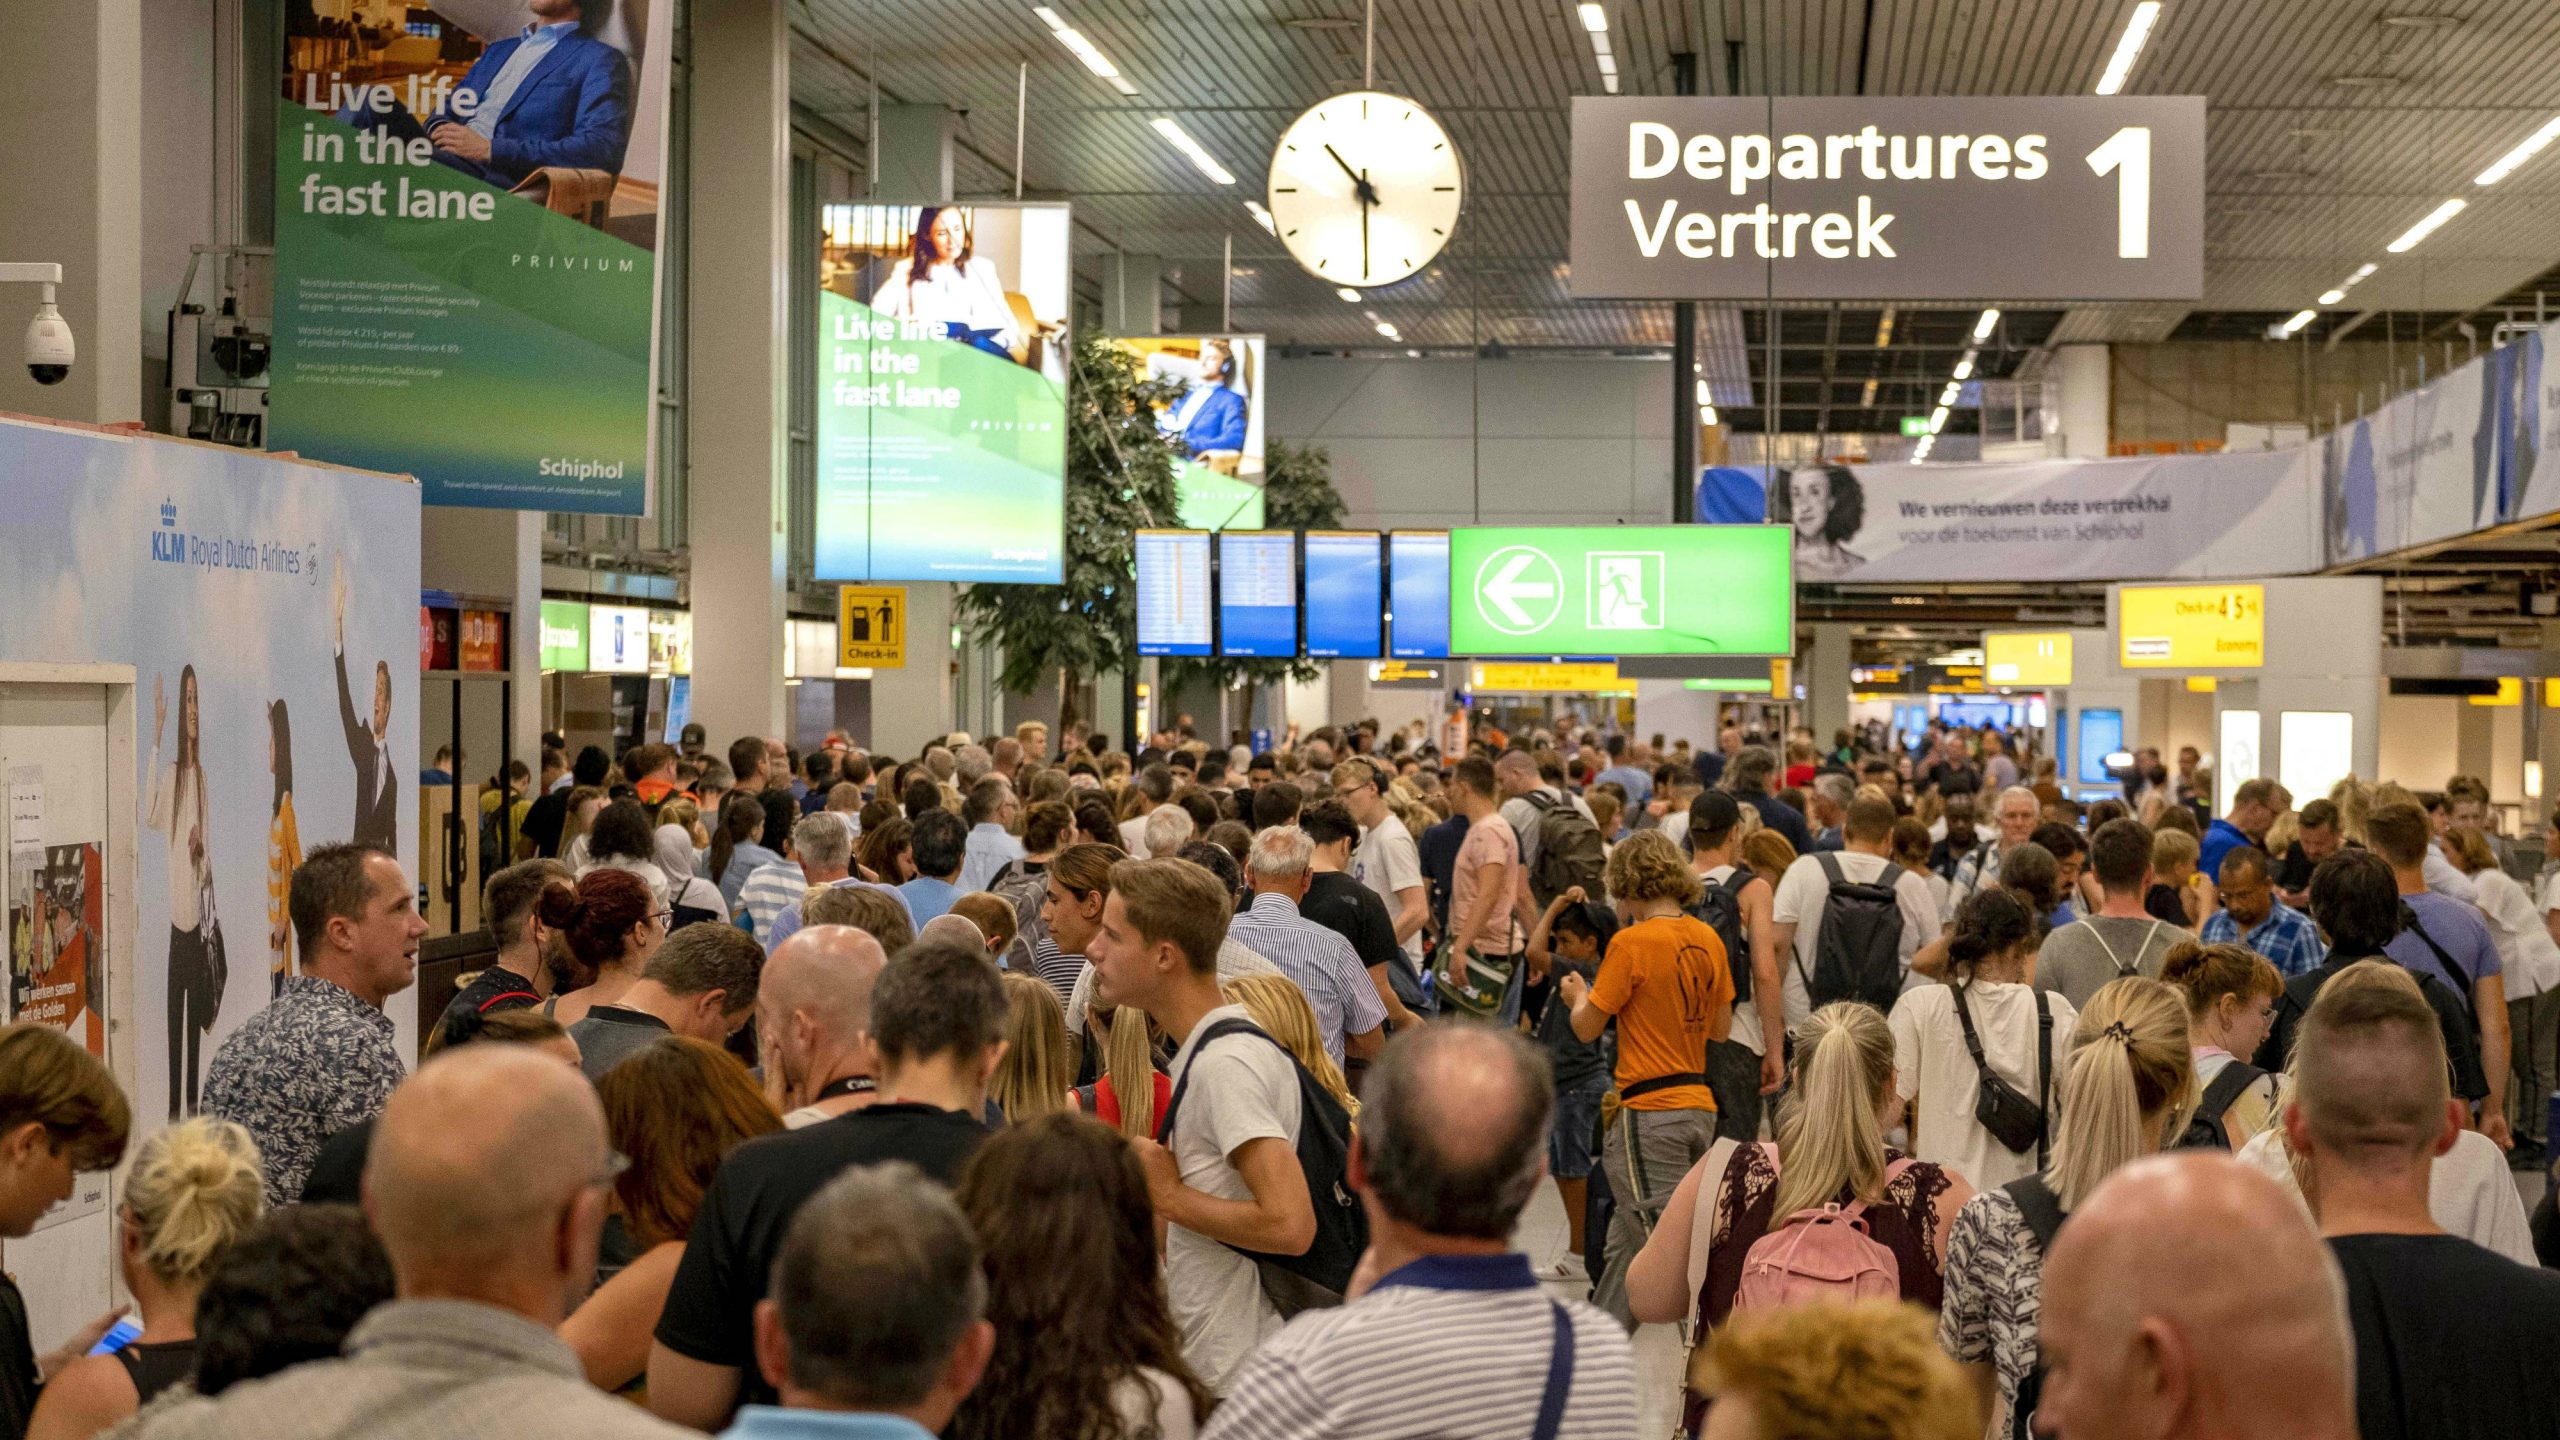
[1160,337,1249,466]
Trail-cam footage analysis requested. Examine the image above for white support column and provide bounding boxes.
[421,508,544,771]
[2053,343,2110,460]
[1806,624,1854,749]
[0,0,143,422]
[685,0,792,750]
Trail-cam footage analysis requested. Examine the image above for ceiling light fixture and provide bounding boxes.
[2094,1,2162,96]
[1928,405,1950,434]
[1375,320,1400,339]
[1695,378,1711,407]
[1336,286,1361,301]
[1971,308,2000,342]
[2279,308,2317,336]
[2476,114,2560,186]
[1939,380,1963,406]
[1951,348,1977,380]
[1150,117,1236,184]
[1701,405,1719,426]
[2317,288,2345,304]
[2384,197,2466,253]
[1577,4,1619,94]
[1033,7,1139,95]
[1244,199,1276,234]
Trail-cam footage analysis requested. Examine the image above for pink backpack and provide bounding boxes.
[1731,1143,1911,1311]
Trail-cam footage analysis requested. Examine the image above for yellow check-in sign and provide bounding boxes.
[837,585,907,668]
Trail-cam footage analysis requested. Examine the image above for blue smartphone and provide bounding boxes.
[85,1318,141,1357]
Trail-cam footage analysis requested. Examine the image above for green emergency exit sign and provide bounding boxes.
[1900,415,1931,436]
[1447,525,1794,657]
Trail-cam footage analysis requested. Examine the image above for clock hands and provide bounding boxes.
[1324,144,1380,207]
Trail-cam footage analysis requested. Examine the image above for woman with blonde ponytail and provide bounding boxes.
[1938,976,2191,1440]
[27,1118,263,1440]
[1625,1004,1974,1336]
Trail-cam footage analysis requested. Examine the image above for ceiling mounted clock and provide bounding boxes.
[1266,91,1463,288]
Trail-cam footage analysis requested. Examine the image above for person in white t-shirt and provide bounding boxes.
[2446,823,2560,1166]
[1761,796,1944,1048]
[1336,758,1428,980]
[1889,887,2076,1194]
[1086,855,1311,1395]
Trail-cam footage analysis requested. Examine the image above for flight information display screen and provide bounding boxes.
[1304,531,1383,658]
[1388,531,1449,659]
[1218,531,1298,658]
[1135,529,1212,656]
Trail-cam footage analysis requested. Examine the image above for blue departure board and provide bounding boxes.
[1218,531,1298,658]
[1135,529,1212,656]
[1388,531,1450,659]
[1304,531,1383,658]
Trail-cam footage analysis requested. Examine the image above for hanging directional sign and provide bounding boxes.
[1447,525,1793,657]
[837,584,908,668]
[1568,96,2206,300]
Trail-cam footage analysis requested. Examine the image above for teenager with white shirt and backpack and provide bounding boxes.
[1937,976,2193,1440]
[1621,1003,1973,1431]
[1888,889,2073,1195]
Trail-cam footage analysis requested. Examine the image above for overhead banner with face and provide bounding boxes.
[1751,450,2320,583]
[272,1,673,514]
[814,203,1072,584]
[1568,95,2206,299]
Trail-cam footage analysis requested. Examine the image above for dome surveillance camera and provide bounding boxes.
[24,302,71,387]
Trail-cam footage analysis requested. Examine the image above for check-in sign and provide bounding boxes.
[2117,583,2263,669]
[1569,96,2204,299]
[1448,525,1792,658]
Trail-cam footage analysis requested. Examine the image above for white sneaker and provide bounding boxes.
[1540,1254,1589,1282]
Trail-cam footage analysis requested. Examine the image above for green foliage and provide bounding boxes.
[954,332,1181,705]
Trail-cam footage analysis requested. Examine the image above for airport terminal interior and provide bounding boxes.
[6,0,2560,1437]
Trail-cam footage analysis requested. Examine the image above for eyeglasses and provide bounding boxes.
[647,911,675,929]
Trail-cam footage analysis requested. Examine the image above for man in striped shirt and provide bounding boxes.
[1202,1024,1637,1438]
[740,815,913,950]
[1227,827,1387,1068]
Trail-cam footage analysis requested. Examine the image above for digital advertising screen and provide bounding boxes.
[1135,530,1213,657]
[1218,531,1298,659]
[1388,531,1451,659]
[1117,335,1269,531]
[814,202,1072,584]
[2076,708,2126,786]
[1304,531,1383,659]
[587,604,650,675]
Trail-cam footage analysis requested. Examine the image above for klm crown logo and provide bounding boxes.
[150,498,186,564]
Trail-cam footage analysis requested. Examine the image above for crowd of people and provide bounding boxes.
[3,712,2558,1438]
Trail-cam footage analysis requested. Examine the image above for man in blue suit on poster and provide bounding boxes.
[421,0,634,191]
[1162,337,1250,460]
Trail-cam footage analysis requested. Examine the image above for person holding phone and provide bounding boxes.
[146,666,218,1120]
[26,1117,263,1440]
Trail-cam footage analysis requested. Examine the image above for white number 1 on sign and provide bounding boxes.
[2085,126,2152,260]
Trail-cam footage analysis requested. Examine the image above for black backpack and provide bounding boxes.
[1521,791,1606,911]
[2173,1061,2267,1150]
[1800,852,1906,1010]
[2002,1174,2069,1440]
[1158,1019,1368,1316]
[2396,911,2494,1101]
[1685,867,1755,1003]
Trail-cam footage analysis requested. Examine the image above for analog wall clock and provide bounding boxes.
[1266,91,1464,288]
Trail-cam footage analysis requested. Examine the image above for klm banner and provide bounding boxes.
[1755,451,2319,583]
[273,1,673,514]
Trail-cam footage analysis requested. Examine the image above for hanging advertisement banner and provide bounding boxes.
[2321,360,2488,565]
[1118,336,1270,530]
[1744,450,2317,583]
[814,203,1072,584]
[273,0,673,514]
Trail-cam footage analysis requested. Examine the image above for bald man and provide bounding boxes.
[135,1048,691,1440]
[1207,1025,1639,1436]
[2288,972,2560,1439]
[2035,1153,2355,1440]
[756,925,889,1129]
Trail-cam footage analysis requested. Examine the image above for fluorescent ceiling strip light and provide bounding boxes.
[2317,287,2345,304]
[2279,309,2317,336]
[1336,287,1361,301]
[2094,1,2162,96]
[1578,3,1608,32]
[1695,379,1711,406]
[1701,405,1718,426]
[1034,7,1139,95]
[1244,200,1275,234]
[1375,320,1400,338]
[2384,197,2466,253]
[1150,117,1237,184]
[1972,308,2000,341]
[2476,114,2560,186]
[1939,381,1963,406]
[1951,349,1976,380]
[1929,406,1950,434]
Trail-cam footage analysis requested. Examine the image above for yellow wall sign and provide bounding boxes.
[836,585,907,668]
[1984,631,2072,687]
[1469,662,1634,695]
[2118,584,2264,669]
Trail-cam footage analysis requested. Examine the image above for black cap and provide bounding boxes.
[1690,790,1743,835]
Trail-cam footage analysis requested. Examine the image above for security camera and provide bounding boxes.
[0,263,72,387]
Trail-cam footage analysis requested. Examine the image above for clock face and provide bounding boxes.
[1266,91,1463,288]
